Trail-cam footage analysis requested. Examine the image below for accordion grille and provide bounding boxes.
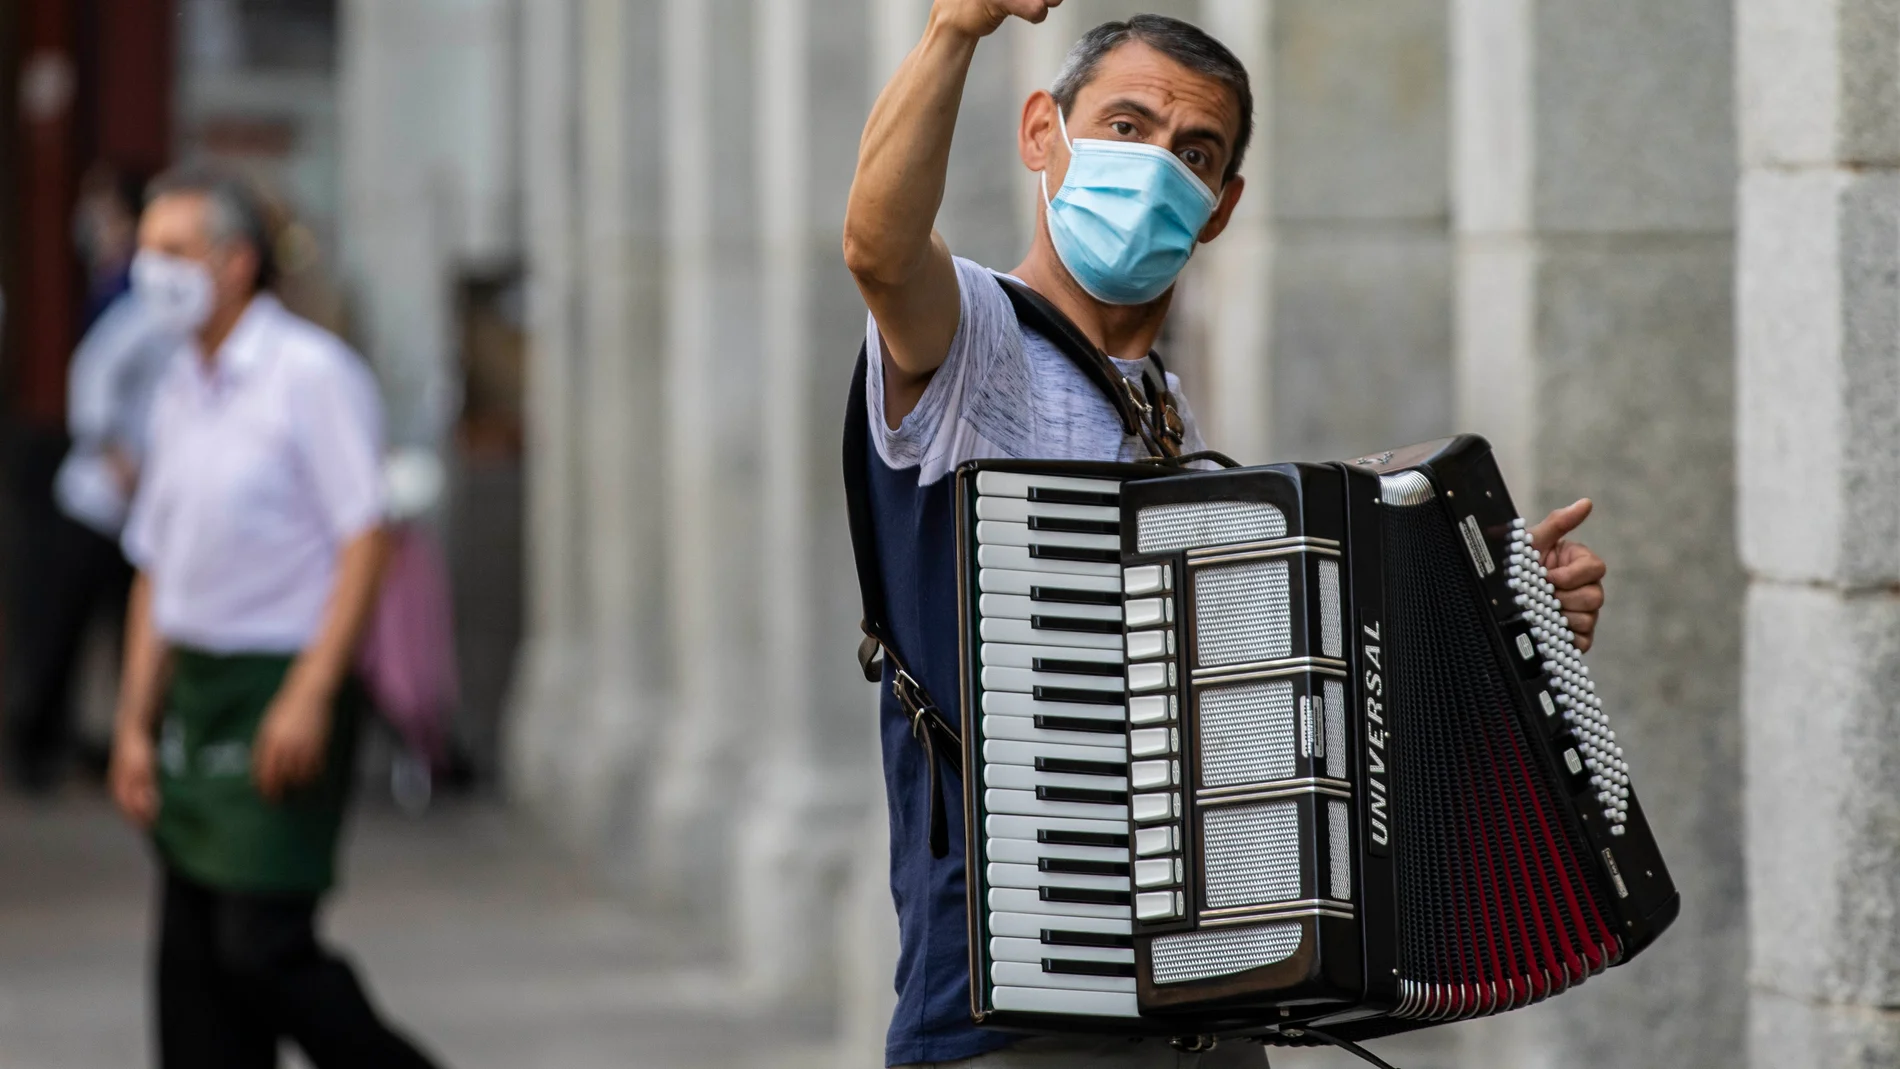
[1136,500,1287,554]
[1323,679,1347,781]
[1328,799,1353,901]
[1150,922,1304,985]
[1318,559,1343,659]
[1193,561,1292,667]
[1197,681,1297,788]
[1382,499,1623,1019]
[1202,801,1302,909]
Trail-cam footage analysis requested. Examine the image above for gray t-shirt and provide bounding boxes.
[866,257,1206,483]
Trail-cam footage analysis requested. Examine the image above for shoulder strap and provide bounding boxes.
[995,276,1183,458]
[841,343,893,680]
[842,343,962,858]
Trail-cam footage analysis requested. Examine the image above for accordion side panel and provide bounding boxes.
[1379,487,1621,1021]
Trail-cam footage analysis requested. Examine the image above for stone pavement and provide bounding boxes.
[0,788,1510,1069]
[0,790,837,1069]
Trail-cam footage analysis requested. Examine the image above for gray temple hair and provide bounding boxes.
[145,164,278,291]
[1051,14,1255,183]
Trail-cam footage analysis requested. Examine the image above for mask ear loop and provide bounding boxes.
[1039,106,1076,209]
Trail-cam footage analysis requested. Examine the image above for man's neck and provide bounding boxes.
[1010,233,1173,363]
[194,294,254,367]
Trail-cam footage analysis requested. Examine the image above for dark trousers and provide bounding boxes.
[2,444,132,788]
[156,870,442,1069]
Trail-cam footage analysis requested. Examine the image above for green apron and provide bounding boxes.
[153,649,363,896]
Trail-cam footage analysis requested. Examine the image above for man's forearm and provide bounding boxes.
[114,574,170,740]
[842,13,981,285]
[284,527,388,703]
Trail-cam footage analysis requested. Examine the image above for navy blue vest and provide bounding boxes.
[865,439,1013,1064]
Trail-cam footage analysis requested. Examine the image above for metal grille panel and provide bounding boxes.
[1193,561,1292,667]
[1137,500,1287,554]
[1202,801,1302,909]
[1150,922,1304,985]
[1197,681,1297,788]
[1328,799,1352,901]
[1319,559,1342,659]
[1324,680,1346,780]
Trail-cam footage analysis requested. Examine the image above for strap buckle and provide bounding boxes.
[1119,376,1154,427]
[893,668,933,737]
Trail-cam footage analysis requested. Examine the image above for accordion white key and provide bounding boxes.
[953,436,1678,1045]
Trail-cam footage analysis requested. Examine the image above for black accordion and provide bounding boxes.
[954,435,1678,1043]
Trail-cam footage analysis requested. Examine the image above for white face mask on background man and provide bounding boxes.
[130,250,216,333]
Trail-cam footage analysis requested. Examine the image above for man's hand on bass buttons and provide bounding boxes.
[932,0,1065,39]
[1528,498,1608,653]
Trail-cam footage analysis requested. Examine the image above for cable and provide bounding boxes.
[1292,1027,1403,1069]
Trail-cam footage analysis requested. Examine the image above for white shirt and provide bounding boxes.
[55,292,181,535]
[123,295,385,654]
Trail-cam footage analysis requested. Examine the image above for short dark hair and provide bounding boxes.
[145,164,278,292]
[1052,15,1254,183]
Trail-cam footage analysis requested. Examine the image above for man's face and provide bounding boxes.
[137,192,257,316]
[1023,41,1248,244]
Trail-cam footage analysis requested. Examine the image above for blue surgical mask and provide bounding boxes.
[1042,108,1220,306]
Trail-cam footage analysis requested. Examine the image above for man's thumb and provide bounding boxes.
[1531,498,1593,549]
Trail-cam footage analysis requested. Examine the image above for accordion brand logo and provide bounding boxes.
[1460,515,1497,577]
[1360,621,1393,856]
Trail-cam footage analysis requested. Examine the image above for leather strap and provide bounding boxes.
[842,344,962,858]
[997,276,1184,459]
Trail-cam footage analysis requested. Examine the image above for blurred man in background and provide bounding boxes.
[72,165,145,329]
[4,166,175,794]
[106,167,442,1069]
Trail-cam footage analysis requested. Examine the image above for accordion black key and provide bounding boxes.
[954,435,1678,1043]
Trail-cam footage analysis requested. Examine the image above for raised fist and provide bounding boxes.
[933,0,1064,38]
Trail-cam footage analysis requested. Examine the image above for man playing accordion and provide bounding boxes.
[842,4,1609,1065]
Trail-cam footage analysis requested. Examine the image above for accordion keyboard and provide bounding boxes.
[971,470,1141,1019]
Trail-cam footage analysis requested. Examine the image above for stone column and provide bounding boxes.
[644,0,764,910]
[1738,3,1900,1063]
[507,0,586,810]
[1187,0,1272,462]
[1264,0,1451,464]
[338,0,518,448]
[732,0,880,1007]
[536,0,672,876]
[1449,1,1743,1065]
